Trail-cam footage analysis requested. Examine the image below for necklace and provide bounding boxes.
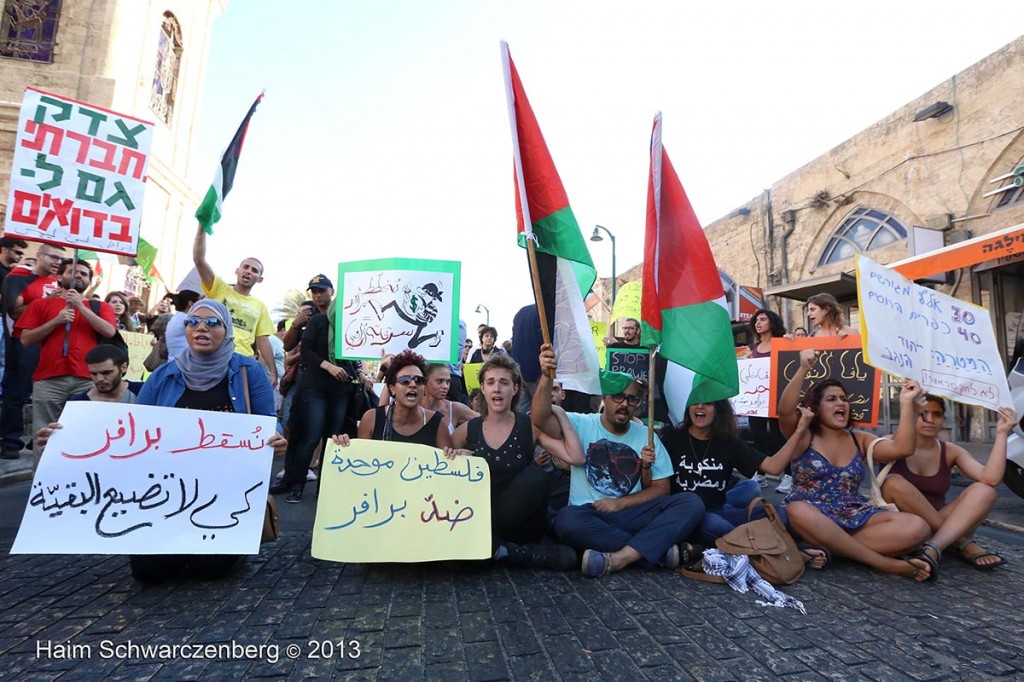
[688,430,712,474]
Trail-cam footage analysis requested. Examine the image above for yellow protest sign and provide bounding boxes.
[122,330,153,381]
[591,321,608,369]
[312,439,491,562]
[611,281,642,323]
[463,362,484,393]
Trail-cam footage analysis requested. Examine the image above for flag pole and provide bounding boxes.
[525,238,556,378]
[647,346,657,447]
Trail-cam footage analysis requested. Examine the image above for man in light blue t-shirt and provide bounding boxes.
[531,344,704,577]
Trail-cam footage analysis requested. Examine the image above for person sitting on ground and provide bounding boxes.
[882,395,1015,571]
[659,399,827,569]
[421,363,477,433]
[775,348,934,581]
[38,300,286,582]
[70,344,143,403]
[468,388,484,414]
[745,308,792,493]
[444,354,582,569]
[531,344,704,577]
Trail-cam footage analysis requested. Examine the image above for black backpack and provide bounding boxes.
[88,299,130,353]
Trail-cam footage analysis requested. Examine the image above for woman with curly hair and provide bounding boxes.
[354,349,451,448]
[105,291,138,332]
[745,308,791,491]
[805,292,856,338]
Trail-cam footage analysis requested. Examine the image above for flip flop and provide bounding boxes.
[958,541,1006,571]
[797,542,831,570]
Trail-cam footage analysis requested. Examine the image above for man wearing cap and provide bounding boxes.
[193,224,276,383]
[270,274,369,503]
[531,343,704,577]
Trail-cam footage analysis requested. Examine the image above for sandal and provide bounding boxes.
[680,542,704,566]
[581,549,613,577]
[956,539,1006,571]
[904,541,940,582]
[797,542,831,570]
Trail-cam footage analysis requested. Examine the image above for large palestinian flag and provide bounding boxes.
[642,113,738,410]
[195,93,263,235]
[501,42,600,396]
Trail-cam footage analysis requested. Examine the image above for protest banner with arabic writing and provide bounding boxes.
[4,88,153,256]
[731,357,771,417]
[12,402,275,555]
[768,336,880,427]
[337,258,461,364]
[122,330,152,380]
[312,439,490,562]
[856,255,1011,411]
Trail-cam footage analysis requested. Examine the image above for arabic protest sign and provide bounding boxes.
[122,330,152,381]
[591,321,607,369]
[336,258,461,364]
[12,402,276,554]
[768,336,881,427]
[730,357,771,417]
[611,281,642,323]
[856,255,1011,411]
[4,88,154,256]
[312,439,491,562]
[463,362,483,393]
[608,348,649,382]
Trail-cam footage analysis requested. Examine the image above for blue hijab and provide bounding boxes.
[173,299,236,391]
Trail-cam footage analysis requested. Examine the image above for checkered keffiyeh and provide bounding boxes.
[702,549,806,614]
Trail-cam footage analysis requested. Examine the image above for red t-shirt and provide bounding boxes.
[19,275,60,307]
[14,297,117,381]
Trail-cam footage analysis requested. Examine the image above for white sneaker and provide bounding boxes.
[775,474,793,494]
[274,469,285,480]
[753,473,769,488]
[306,469,318,482]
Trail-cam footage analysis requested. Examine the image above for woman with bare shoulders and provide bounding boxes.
[421,363,477,434]
[806,293,856,338]
[355,350,452,448]
[769,348,936,581]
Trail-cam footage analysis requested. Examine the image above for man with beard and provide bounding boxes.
[15,259,117,447]
[531,343,704,577]
[69,345,143,404]
[0,242,66,459]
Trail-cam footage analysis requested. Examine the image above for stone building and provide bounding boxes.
[0,0,225,299]
[614,35,1024,440]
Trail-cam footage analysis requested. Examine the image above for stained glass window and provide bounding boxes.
[0,0,62,62]
[150,12,182,125]
[816,207,908,266]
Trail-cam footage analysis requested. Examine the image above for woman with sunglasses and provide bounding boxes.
[355,349,452,448]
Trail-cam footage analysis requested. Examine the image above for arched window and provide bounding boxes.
[150,12,182,125]
[0,0,62,62]
[816,207,908,267]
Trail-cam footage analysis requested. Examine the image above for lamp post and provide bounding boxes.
[590,225,617,307]
[475,304,490,325]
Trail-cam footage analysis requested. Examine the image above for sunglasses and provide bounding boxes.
[395,375,426,386]
[609,393,643,407]
[185,316,225,329]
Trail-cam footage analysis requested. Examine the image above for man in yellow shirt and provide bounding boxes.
[193,224,277,386]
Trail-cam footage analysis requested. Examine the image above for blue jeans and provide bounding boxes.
[282,388,351,489]
[693,478,789,546]
[554,492,704,566]
[0,337,38,454]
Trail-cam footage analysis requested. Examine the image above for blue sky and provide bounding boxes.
[190,0,1022,339]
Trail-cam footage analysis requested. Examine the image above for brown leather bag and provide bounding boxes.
[714,497,804,585]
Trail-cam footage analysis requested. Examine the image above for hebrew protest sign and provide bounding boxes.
[768,336,880,427]
[607,348,649,382]
[463,362,483,393]
[4,88,153,256]
[856,255,1011,411]
[122,330,153,381]
[312,439,491,562]
[730,357,771,417]
[12,402,275,554]
[611,281,642,323]
[591,321,607,369]
[337,258,461,364]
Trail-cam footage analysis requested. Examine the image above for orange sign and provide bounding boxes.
[891,223,1024,280]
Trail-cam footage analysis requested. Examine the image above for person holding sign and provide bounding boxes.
[446,354,581,570]
[356,350,452,448]
[532,344,704,577]
[882,396,1016,571]
[775,349,936,581]
[745,308,791,492]
[806,293,856,338]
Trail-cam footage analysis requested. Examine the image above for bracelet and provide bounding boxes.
[641,462,652,470]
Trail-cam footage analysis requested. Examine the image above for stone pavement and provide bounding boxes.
[3,519,1024,680]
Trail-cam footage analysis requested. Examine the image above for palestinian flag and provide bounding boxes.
[502,42,600,396]
[641,113,737,409]
[195,93,263,235]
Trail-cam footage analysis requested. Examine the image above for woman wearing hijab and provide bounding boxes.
[131,300,286,581]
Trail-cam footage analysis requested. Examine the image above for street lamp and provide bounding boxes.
[475,304,490,325]
[590,225,617,306]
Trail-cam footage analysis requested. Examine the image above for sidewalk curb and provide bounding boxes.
[983,518,1024,535]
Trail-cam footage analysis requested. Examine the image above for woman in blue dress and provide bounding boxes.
[768,348,936,581]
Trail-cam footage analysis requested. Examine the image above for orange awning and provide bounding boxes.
[890,223,1024,280]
